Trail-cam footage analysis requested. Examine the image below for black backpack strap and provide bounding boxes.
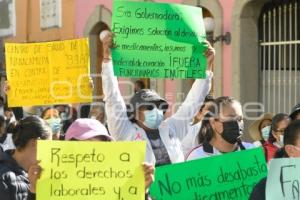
[237,140,246,150]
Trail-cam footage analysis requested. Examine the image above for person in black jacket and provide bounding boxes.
[0,116,51,200]
[250,120,300,200]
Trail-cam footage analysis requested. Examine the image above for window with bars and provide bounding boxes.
[258,0,300,114]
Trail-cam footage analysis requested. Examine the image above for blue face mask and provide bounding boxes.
[261,126,271,141]
[143,108,164,130]
[45,118,62,135]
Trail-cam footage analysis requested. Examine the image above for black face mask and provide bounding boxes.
[221,120,243,144]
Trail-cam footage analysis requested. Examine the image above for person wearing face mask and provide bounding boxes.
[262,113,290,162]
[186,96,254,161]
[64,118,155,199]
[250,120,300,200]
[100,30,215,166]
[41,108,63,140]
[248,113,273,147]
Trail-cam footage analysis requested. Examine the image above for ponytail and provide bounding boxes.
[12,116,51,149]
[198,114,214,144]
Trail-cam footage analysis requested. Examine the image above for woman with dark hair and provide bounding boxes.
[250,120,300,200]
[0,116,51,200]
[262,113,290,162]
[181,95,215,156]
[186,96,253,160]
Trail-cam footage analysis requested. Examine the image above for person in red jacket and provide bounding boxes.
[263,113,290,162]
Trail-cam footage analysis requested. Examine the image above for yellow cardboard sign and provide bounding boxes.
[5,38,92,107]
[37,140,146,200]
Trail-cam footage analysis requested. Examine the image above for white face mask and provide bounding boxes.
[142,107,164,130]
[261,126,271,141]
[279,135,284,147]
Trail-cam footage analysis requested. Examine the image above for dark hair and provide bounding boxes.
[12,107,24,121]
[6,121,17,134]
[199,94,214,113]
[0,116,5,127]
[41,107,51,119]
[274,120,300,158]
[135,80,145,90]
[268,113,289,143]
[0,96,4,104]
[291,110,300,121]
[198,96,238,144]
[41,107,60,119]
[290,103,300,121]
[126,104,136,123]
[80,104,91,118]
[12,116,50,149]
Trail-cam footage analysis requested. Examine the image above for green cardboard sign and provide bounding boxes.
[149,148,267,200]
[112,1,207,79]
[266,158,300,200]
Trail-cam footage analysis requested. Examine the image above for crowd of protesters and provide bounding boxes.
[0,30,299,200]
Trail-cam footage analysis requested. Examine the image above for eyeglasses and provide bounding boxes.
[140,104,156,111]
[274,129,285,133]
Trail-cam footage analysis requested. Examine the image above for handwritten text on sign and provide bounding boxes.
[150,148,267,200]
[266,158,300,200]
[5,38,92,107]
[112,1,207,79]
[37,141,146,200]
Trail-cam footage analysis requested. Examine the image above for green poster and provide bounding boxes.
[266,158,300,200]
[112,1,207,79]
[149,148,267,200]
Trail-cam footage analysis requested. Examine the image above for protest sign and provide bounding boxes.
[37,140,146,200]
[150,148,267,200]
[5,38,92,107]
[112,1,207,79]
[266,158,300,200]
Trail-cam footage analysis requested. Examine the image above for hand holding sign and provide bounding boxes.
[100,30,114,62]
[28,161,42,193]
[204,40,215,71]
[150,148,267,200]
[37,141,146,200]
[143,162,155,191]
[111,1,208,79]
[5,38,92,107]
[266,158,300,200]
[2,81,11,95]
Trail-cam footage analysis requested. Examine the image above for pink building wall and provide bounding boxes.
[219,0,234,96]
[75,0,234,103]
[75,0,112,37]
